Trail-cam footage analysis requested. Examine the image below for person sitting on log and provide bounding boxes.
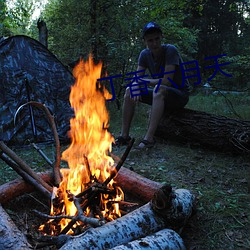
[115,21,191,148]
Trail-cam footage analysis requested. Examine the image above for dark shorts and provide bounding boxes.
[140,87,189,112]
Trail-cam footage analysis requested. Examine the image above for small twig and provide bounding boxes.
[33,209,74,220]
[75,182,115,199]
[27,193,50,209]
[83,155,92,180]
[59,191,104,235]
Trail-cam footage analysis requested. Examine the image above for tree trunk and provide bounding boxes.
[155,108,250,154]
[37,19,48,47]
[0,204,32,249]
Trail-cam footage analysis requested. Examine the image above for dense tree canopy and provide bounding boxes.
[1,0,249,94]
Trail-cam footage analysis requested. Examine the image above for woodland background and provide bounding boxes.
[1,0,250,100]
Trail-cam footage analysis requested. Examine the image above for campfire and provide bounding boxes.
[39,55,127,236]
[0,55,196,249]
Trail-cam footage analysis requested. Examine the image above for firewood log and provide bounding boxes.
[0,167,158,205]
[115,166,162,202]
[0,204,32,249]
[59,186,195,250]
[0,171,53,204]
[110,228,186,250]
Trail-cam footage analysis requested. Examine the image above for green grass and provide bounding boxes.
[186,93,250,120]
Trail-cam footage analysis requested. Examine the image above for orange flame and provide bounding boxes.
[43,55,123,234]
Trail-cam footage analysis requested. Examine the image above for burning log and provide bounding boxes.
[0,204,32,249]
[59,185,195,250]
[0,166,160,205]
[110,228,186,250]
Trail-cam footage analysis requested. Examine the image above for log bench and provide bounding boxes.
[155,108,250,154]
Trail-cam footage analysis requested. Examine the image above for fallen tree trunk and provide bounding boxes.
[110,228,185,250]
[0,204,32,249]
[155,108,250,154]
[60,186,195,250]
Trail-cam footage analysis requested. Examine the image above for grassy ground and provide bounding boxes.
[0,93,249,249]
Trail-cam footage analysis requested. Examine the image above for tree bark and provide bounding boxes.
[37,19,48,47]
[114,166,162,203]
[0,167,159,205]
[110,228,185,250]
[155,108,250,154]
[0,171,53,205]
[0,204,32,249]
[59,187,194,250]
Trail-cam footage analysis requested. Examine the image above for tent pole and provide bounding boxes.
[24,78,38,142]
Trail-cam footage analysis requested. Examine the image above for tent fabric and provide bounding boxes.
[0,35,74,144]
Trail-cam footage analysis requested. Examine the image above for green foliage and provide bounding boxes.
[5,0,35,35]
[185,0,250,88]
[2,0,250,92]
[0,0,12,36]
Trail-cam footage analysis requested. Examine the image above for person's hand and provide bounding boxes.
[130,81,141,102]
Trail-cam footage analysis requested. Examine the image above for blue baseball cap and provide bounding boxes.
[142,22,162,38]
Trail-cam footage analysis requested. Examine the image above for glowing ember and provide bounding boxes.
[40,55,124,235]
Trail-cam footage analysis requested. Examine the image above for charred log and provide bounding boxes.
[156,108,250,154]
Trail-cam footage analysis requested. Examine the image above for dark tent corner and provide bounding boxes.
[0,35,75,145]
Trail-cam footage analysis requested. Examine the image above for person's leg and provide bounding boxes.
[120,87,136,139]
[138,86,189,148]
[138,86,166,147]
